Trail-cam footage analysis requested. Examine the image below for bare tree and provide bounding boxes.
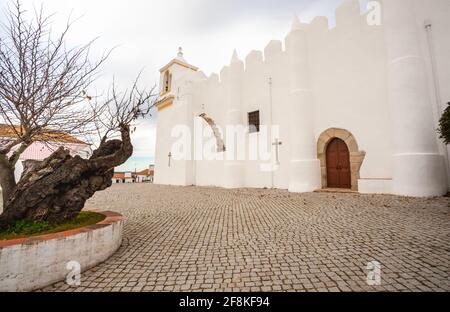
[0,1,155,229]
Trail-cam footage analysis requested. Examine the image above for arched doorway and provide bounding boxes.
[317,128,366,191]
[326,138,351,189]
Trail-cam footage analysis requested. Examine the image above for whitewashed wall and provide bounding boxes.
[0,212,123,292]
[154,0,450,196]
[414,0,450,187]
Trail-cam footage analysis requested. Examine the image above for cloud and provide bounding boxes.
[180,0,312,31]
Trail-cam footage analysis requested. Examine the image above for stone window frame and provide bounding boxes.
[317,128,366,191]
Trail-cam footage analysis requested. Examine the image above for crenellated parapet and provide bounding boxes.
[264,40,283,62]
[207,73,219,84]
[335,0,362,29]
[219,65,230,84]
[309,16,329,33]
[198,0,381,91]
[244,50,264,72]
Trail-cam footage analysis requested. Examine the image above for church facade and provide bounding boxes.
[154,0,450,197]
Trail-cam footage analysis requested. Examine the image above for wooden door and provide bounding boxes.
[326,138,351,189]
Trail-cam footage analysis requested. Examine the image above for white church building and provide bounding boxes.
[154,0,450,197]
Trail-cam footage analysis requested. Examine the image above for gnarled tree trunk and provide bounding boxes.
[0,126,133,230]
[0,159,16,208]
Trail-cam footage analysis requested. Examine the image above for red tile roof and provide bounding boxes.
[136,169,154,176]
[113,172,134,180]
[113,173,126,179]
[0,124,88,145]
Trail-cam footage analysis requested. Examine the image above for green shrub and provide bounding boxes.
[0,212,106,240]
[5,219,53,236]
[438,103,450,145]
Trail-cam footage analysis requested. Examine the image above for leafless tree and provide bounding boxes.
[0,1,156,229]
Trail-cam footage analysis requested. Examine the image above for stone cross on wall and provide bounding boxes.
[168,152,172,167]
[272,139,282,164]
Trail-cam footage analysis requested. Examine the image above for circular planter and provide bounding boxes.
[0,211,124,292]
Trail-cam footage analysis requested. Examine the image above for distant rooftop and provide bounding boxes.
[0,124,88,145]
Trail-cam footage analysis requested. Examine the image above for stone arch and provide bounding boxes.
[317,128,366,191]
[198,113,226,152]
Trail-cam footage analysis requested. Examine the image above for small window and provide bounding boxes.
[248,110,260,133]
[163,71,171,94]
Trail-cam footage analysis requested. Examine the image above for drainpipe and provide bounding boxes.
[424,21,450,188]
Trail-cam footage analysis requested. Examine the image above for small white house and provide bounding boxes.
[112,172,134,184]
[0,124,91,183]
[135,168,154,183]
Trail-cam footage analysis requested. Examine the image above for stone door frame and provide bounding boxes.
[317,128,366,191]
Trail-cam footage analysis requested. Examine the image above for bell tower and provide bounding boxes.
[154,48,199,186]
[156,47,198,112]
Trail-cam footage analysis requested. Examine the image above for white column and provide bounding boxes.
[383,0,447,197]
[184,90,195,186]
[286,17,321,193]
[223,51,245,188]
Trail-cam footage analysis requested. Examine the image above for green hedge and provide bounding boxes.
[0,212,106,240]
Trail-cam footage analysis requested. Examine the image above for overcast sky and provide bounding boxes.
[0,0,367,172]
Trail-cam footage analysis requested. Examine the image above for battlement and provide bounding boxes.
[245,50,264,72]
[202,0,378,87]
[207,73,219,86]
[309,16,329,33]
[264,40,284,62]
[335,0,362,28]
[219,65,229,83]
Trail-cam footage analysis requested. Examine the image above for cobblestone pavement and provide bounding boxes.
[41,184,450,292]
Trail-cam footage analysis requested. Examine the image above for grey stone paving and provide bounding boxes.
[41,184,450,292]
